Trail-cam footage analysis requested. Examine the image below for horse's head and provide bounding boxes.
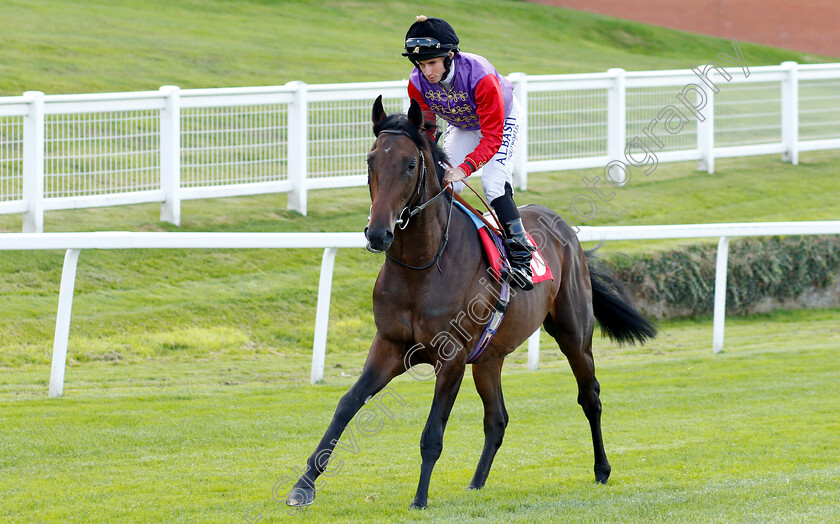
[364,96,431,253]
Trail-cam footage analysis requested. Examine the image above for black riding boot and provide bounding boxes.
[491,184,535,291]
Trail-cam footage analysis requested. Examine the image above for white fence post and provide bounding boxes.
[712,236,730,354]
[49,248,82,397]
[509,72,529,191]
[606,68,626,185]
[698,84,715,173]
[311,247,338,384]
[527,328,540,370]
[781,61,799,165]
[287,81,308,216]
[160,86,181,226]
[22,91,45,233]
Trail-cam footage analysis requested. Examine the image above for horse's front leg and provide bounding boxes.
[286,334,406,507]
[410,362,466,509]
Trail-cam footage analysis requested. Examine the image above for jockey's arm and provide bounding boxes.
[460,75,505,176]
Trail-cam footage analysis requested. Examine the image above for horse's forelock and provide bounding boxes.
[374,114,422,146]
[373,113,448,167]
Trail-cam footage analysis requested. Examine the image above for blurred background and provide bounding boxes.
[531,0,840,57]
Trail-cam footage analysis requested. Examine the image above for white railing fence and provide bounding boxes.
[2,62,839,232]
[2,220,838,397]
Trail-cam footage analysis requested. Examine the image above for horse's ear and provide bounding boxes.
[407,98,423,129]
[372,95,386,125]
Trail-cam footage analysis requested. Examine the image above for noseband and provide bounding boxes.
[373,128,454,271]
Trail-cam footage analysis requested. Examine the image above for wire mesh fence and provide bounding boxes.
[44,110,160,198]
[714,82,782,147]
[181,104,288,187]
[799,78,840,141]
[308,97,404,179]
[626,85,696,152]
[0,116,23,202]
[528,89,608,161]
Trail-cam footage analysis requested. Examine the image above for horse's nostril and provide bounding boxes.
[365,227,394,252]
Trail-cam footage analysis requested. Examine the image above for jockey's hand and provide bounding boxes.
[443,166,467,184]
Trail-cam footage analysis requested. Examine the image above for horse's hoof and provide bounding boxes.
[409,500,428,510]
[286,486,315,507]
[595,465,611,484]
[467,483,483,490]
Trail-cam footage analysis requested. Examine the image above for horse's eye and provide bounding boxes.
[407,160,417,171]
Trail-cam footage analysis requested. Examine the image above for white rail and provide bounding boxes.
[3,220,839,396]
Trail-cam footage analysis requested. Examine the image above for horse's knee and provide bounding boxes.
[482,407,508,448]
[333,392,364,425]
[419,429,444,462]
[335,373,381,415]
[420,442,443,463]
[577,390,602,418]
[483,418,506,448]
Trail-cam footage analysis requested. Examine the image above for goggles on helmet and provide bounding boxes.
[403,37,455,58]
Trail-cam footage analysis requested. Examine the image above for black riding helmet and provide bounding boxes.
[403,16,459,74]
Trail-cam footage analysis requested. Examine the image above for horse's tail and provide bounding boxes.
[585,249,657,345]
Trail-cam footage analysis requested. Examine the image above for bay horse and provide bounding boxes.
[286,96,656,510]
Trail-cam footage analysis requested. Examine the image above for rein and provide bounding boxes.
[387,194,454,272]
[448,170,504,235]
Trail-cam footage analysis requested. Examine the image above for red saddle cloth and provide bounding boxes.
[452,199,553,284]
[477,227,554,284]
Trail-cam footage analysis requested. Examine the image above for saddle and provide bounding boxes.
[452,197,553,285]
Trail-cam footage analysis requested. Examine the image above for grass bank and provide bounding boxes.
[2,151,839,367]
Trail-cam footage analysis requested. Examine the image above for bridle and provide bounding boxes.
[377,129,450,230]
[371,128,455,271]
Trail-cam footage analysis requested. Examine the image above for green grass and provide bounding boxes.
[2,2,840,522]
[0,0,832,96]
[1,150,836,521]
[2,308,839,522]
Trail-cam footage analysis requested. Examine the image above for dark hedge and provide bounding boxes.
[604,235,840,319]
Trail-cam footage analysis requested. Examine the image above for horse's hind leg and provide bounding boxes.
[468,357,508,490]
[550,296,611,483]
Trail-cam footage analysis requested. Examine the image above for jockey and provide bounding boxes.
[403,15,535,290]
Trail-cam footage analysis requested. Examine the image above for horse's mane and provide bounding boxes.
[373,113,449,184]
